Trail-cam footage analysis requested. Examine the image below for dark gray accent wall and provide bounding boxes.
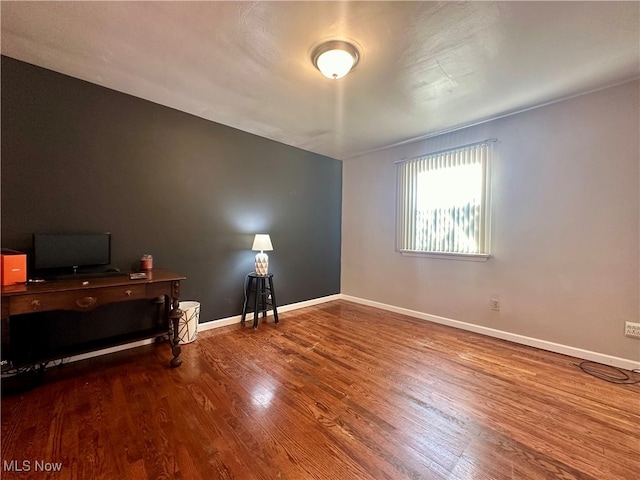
[1,56,342,322]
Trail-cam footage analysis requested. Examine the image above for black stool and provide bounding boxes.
[241,273,279,329]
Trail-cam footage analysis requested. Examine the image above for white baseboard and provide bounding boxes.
[57,293,342,365]
[64,339,157,364]
[340,294,640,371]
[198,293,342,331]
[44,292,638,372]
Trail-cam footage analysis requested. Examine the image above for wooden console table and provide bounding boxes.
[1,269,186,369]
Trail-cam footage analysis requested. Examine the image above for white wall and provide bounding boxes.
[342,80,639,364]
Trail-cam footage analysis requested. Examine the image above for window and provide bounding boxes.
[396,140,494,257]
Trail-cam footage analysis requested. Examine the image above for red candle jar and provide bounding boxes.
[140,254,153,271]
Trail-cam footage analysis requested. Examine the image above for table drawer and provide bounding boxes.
[9,285,147,315]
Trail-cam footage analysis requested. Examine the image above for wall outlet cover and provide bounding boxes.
[624,321,640,339]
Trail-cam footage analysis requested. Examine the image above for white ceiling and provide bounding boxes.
[1,1,638,160]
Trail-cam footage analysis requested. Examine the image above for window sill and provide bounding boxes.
[399,250,490,262]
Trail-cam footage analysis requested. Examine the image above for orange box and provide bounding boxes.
[1,249,27,286]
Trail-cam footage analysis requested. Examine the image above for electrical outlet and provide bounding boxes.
[490,298,500,311]
[624,322,640,339]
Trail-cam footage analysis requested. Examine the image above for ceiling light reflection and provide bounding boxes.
[251,385,275,408]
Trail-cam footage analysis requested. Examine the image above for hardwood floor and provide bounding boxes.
[1,300,639,479]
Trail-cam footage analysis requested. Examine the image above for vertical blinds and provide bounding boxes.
[397,141,492,254]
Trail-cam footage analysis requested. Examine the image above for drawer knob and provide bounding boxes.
[30,299,43,311]
[76,296,97,308]
[125,289,133,297]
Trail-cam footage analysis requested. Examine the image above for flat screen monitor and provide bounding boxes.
[33,233,111,271]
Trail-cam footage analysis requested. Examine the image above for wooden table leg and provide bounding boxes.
[169,283,182,368]
[1,316,11,367]
[169,302,182,367]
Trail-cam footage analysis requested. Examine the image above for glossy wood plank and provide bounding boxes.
[2,300,639,479]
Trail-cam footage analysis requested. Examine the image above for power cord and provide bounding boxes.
[1,361,46,378]
[572,361,640,384]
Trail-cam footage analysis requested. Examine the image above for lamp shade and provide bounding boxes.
[311,40,360,80]
[252,234,273,252]
[316,49,355,79]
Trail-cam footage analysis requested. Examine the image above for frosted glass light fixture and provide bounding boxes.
[252,234,273,275]
[312,40,360,80]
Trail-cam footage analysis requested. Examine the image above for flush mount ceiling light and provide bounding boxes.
[311,40,360,80]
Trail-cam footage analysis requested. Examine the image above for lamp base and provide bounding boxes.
[255,252,269,276]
